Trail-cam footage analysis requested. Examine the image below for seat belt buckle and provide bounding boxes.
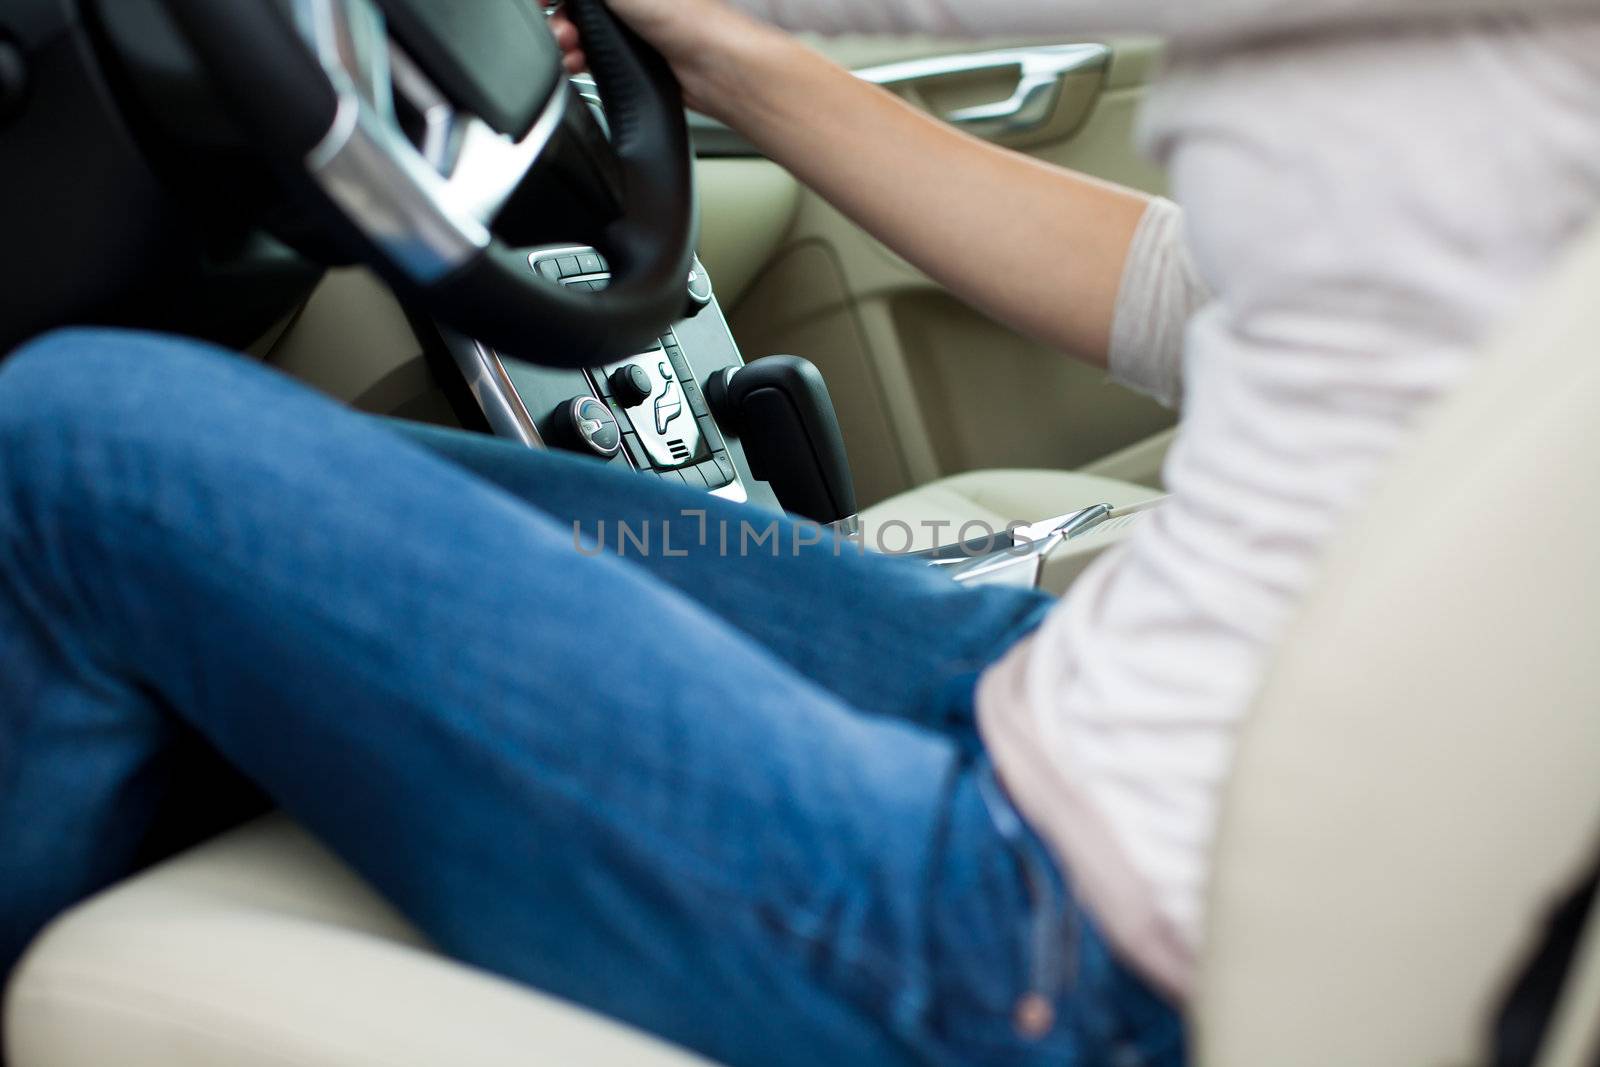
[934,504,1115,589]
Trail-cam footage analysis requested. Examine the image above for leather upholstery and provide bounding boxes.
[4,819,711,1067]
[1198,223,1600,1067]
[9,230,1600,1067]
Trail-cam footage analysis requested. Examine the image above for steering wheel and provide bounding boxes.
[160,0,697,368]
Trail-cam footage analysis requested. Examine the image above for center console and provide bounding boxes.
[435,243,784,515]
[421,67,873,524]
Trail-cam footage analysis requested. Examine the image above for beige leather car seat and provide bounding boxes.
[8,224,1600,1067]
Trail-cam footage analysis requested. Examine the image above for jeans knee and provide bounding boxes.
[0,330,264,523]
[0,328,259,453]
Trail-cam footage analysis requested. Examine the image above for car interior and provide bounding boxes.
[1,1,1597,1065]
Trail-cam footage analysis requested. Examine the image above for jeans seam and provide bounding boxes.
[977,763,1076,1014]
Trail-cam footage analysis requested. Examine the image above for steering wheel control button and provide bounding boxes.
[609,365,653,408]
[556,396,622,459]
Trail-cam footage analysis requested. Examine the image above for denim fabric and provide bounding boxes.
[0,329,1185,1067]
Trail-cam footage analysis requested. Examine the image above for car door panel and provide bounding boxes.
[693,158,801,309]
[698,36,1173,508]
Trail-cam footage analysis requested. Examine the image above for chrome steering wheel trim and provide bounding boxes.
[289,0,569,284]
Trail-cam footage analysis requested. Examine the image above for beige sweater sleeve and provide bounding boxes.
[1106,197,1209,410]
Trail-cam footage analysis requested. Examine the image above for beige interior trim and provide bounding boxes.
[1075,426,1174,489]
[267,268,426,409]
[695,158,801,308]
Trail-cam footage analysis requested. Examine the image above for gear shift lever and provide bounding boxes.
[706,356,859,528]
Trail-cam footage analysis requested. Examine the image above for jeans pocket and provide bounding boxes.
[975,761,1076,1041]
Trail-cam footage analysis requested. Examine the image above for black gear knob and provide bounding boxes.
[706,356,858,527]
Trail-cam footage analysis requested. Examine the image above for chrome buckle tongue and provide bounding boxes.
[1010,504,1116,546]
[941,504,1115,589]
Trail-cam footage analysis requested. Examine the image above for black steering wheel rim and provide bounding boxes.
[160,0,698,368]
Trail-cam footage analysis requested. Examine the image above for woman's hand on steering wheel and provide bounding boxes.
[545,0,777,121]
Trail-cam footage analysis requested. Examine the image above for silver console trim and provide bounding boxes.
[450,340,544,449]
[709,480,750,505]
[829,514,862,539]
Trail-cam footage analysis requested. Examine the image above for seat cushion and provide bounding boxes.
[4,817,713,1067]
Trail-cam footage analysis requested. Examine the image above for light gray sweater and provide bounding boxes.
[734,0,1600,998]
[735,0,1600,45]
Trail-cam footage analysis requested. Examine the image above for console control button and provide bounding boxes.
[535,258,562,282]
[698,416,726,454]
[697,460,730,489]
[685,257,713,317]
[664,346,692,382]
[556,397,622,459]
[621,433,652,469]
[713,453,736,485]
[609,364,653,408]
[681,378,710,419]
[679,463,709,489]
[557,255,582,278]
[578,252,605,275]
[599,351,703,471]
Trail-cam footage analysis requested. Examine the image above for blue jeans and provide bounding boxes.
[0,330,1184,1066]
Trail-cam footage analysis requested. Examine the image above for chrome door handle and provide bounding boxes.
[857,44,1110,140]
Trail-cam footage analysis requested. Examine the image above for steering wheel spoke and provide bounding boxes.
[289,0,569,283]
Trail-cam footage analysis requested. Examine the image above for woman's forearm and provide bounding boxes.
[684,26,1149,367]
